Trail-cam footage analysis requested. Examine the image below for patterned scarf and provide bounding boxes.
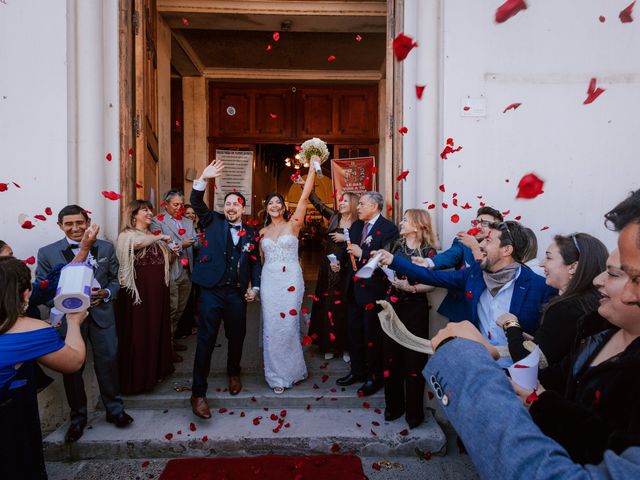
[482,262,520,297]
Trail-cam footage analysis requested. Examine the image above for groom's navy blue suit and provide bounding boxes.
[190,186,262,397]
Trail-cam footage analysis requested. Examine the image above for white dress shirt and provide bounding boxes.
[477,267,521,367]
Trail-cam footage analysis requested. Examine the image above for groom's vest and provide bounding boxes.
[217,229,242,288]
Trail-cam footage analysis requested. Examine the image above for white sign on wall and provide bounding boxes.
[213,150,254,214]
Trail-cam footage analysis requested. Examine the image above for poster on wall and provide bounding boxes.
[331,156,376,206]
[214,150,254,214]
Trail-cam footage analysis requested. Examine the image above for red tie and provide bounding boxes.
[360,222,371,245]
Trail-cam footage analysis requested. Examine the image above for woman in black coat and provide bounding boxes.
[512,249,640,465]
[295,177,359,360]
[500,233,608,366]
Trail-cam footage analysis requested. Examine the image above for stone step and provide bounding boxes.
[121,373,384,410]
[43,407,446,462]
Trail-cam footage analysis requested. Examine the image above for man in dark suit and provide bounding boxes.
[189,159,262,419]
[35,205,132,442]
[334,191,399,397]
[377,221,553,367]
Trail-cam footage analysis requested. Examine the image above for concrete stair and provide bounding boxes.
[43,300,447,462]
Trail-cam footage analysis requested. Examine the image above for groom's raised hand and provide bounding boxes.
[198,159,224,182]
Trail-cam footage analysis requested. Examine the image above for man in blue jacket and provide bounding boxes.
[377,221,553,366]
[426,321,640,479]
[424,206,503,322]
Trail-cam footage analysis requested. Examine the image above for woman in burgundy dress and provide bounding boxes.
[116,200,177,394]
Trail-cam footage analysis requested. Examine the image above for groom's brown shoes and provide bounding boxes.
[229,376,242,396]
[191,395,211,419]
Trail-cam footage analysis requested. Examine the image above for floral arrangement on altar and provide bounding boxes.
[299,137,330,177]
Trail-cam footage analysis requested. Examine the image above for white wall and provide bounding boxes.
[0,0,69,259]
[0,0,120,262]
[403,0,640,254]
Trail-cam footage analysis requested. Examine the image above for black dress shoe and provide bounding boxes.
[407,415,425,429]
[336,373,366,386]
[64,422,86,443]
[357,380,383,397]
[384,409,404,422]
[106,411,134,428]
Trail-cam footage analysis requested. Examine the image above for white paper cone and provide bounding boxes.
[356,252,383,279]
[508,346,540,391]
[327,254,338,265]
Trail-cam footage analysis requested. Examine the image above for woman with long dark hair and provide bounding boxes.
[383,209,437,429]
[501,233,608,365]
[294,177,359,360]
[0,257,87,479]
[259,163,316,393]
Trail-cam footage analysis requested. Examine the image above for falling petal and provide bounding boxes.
[502,102,522,113]
[619,1,635,23]
[495,0,528,24]
[415,85,426,99]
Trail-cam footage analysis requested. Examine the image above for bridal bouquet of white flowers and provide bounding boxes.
[299,137,330,178]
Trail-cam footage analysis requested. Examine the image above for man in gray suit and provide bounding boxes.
[152,189,196,362]
[36,205,132,442]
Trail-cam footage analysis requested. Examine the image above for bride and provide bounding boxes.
[260,163,316,393]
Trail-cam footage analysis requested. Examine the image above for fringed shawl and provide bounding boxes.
[376,300,511,358]
[116,229,172,305]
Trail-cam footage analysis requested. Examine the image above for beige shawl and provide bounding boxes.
[376,300,511,358]
[116,229,172,305]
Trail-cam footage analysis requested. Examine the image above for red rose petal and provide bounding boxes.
[330,443,341,453]
[399,429,409,436]
[450,214,460,223]
[178,228,186,235]
[288,285,296,292]
[45,207,53,216]
[189,422,197,432]
[101,191,122,201]
[503,102,522,113]
[0,183,8,192]
[398,126,408,136]
[157,213,165,221]
[34,215,47,221]
[181,17,189,26]
[269,113,279,119]
[289,309,297,316]
[393,33,418,61]
[466,291,473,299]
[540,226,550,231]
[23,256,36,265]
[128,147,134,157]
[584,77,606,104]
[142,460,150,468]
[302,335,312,346]
[265,44,273,52]
[105,153,112,161]
[372,462,381,471]
[620,1,635,23]
[516,173,545,199]
[280,312,286,318]
[165,433,173,440]
[12,182,21,188]
[21,220,35,229]
[415,85,426,99]
[363,402,370,409]
[327,55,336,62]
[355,34,363,42]
[272,31,280,42]
[396,170,410,181]
[495,0,528,24]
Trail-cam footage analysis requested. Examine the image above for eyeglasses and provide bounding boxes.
[495,222,514,245]
[571,234,581,257]
[471,219,492,227]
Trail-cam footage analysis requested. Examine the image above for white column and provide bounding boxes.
[402,0,442,237]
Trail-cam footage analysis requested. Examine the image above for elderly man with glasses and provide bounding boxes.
[377,220,553,366]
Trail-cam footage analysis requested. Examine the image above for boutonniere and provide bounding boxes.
[98,258,108,264]
[88,257,98,269]
[364,235,373,246]
[242,243,252,253]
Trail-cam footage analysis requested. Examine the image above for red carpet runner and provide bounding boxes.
[159,454,366,479]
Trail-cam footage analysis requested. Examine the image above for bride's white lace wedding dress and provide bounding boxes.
[260,234,308,388]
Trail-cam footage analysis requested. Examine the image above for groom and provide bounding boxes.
[189,160,262,419]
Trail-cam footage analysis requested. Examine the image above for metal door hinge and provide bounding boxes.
[133,11,140,35]
[134,113,141,137]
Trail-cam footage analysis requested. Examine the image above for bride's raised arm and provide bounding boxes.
[289,163,316,234]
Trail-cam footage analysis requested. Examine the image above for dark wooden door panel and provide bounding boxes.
[255,91,292,136]
[338,93,376,136]
[297,92,333,137]
[217,92,252,136]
